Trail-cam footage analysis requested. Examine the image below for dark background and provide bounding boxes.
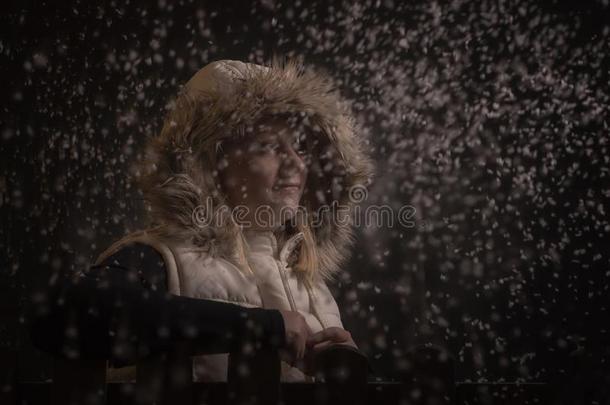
[2,0,609,401]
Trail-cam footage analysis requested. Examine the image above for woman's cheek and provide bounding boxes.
[242,159,275,199]
[253,157,280,181]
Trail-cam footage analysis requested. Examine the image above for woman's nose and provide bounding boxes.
[280,143,306,173]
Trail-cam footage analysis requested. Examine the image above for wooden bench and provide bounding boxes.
[4,344,462,404]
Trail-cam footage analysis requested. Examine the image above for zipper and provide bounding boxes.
[276,259,297,311]
[275,232,304,312]
[276,232,329,330]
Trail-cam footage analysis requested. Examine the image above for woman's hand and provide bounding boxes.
[303,327,357,374]
[306,327,357,352]
[278,310,312,366]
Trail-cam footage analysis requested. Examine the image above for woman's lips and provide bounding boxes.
[274,184,300,192]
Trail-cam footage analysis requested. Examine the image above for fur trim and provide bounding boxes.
[134,59,375,280]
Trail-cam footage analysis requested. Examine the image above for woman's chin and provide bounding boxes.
[270,193,302,208]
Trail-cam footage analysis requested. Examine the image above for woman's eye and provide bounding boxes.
[251,142,279,153]
[292,138,306,153]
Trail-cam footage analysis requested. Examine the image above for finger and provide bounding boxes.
[312,339,358,356]
[295,333,305,360]
[312,340,333,353]
[305,322,313,336]
[330,329,351,343]
[307,328,350,346]
[306,329,332,346]
[297,337,307,360]
[301,324,313,353]
[291,338,300,363]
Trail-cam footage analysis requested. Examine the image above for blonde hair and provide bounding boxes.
[294,222,320,284]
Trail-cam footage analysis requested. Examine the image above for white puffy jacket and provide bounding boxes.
[96,227,344,382]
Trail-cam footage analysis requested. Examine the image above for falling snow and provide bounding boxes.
[2,0,609,400]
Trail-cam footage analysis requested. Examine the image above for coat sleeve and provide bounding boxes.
[30,242,286,367]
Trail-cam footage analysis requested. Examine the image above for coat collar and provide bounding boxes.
[243,229,304,263]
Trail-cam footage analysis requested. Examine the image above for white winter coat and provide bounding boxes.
[97,227,344,381]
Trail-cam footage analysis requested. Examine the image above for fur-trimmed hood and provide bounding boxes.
[134,59,375,281]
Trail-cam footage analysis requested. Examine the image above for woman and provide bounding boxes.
[33,59,375,382]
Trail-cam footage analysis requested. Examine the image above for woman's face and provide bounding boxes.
[218,119,309,230]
